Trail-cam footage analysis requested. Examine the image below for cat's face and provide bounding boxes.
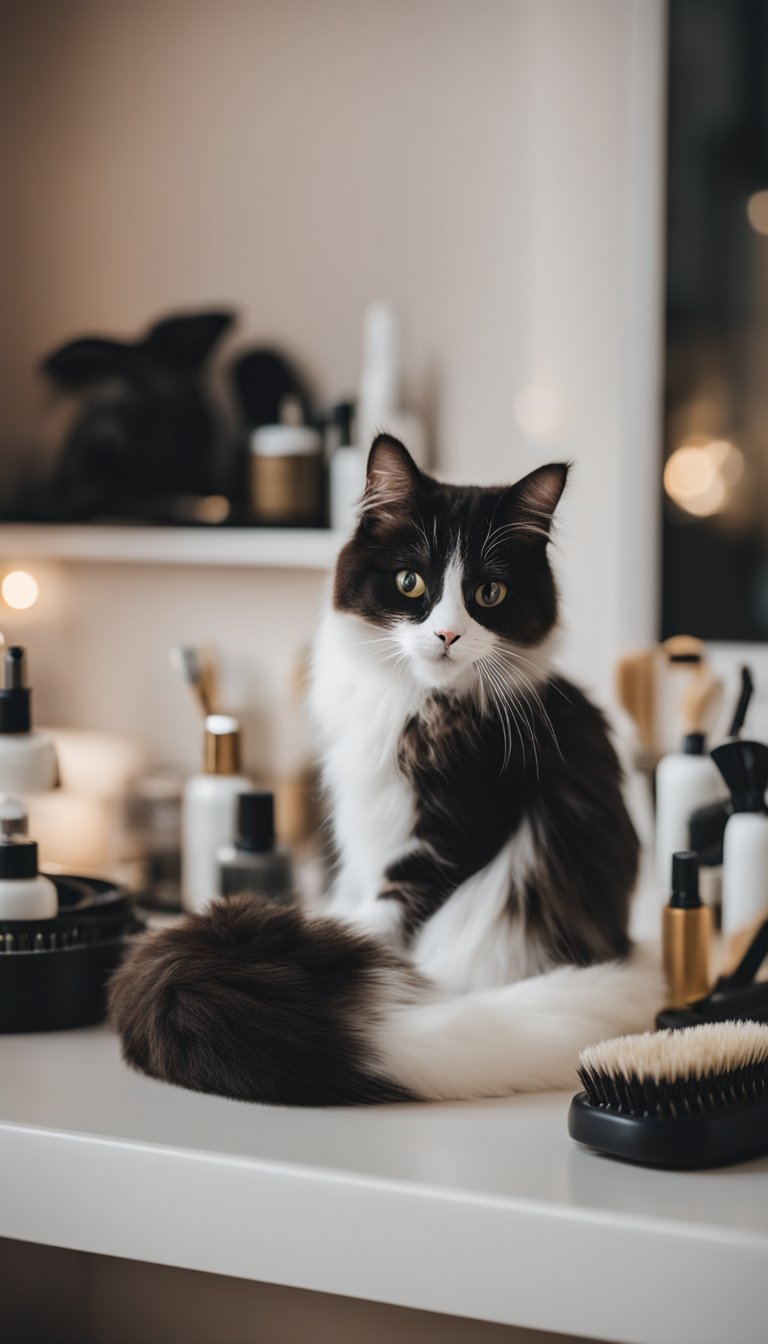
[334,436,568,693]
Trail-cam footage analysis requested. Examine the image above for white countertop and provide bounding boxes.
[1,1025,766,1344]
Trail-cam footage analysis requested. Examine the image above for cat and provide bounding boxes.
[109,434,663,1105]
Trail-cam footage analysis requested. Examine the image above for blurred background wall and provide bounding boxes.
[0,0,663,770]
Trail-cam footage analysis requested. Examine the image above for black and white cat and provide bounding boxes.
[110,435,662,1105]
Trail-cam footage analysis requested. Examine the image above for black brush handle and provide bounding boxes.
[568,1091,768,1169]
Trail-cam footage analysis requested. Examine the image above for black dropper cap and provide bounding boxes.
[669,851,701,909]
[0,646,31,734]
[711,740,768,814]
[235,791,275,853]
[330,400,355,447]
[683,732,705,756]
[0,836,39,880]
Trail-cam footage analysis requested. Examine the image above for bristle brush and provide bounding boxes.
[568,1021,768,1169]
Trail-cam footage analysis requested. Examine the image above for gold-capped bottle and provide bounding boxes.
[662,850,712,1007]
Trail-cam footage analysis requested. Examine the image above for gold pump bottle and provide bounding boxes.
[662,850,712,1008]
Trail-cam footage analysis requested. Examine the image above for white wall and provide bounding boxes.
[0,0,665,770]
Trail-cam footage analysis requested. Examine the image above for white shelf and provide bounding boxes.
[0,524,344,570]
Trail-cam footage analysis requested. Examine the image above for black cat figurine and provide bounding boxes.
[41,310,235,521]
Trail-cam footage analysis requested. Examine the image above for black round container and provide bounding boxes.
[0,875,141,1033]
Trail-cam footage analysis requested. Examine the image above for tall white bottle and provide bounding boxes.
[655,732,727,898]
[182,715,252,913]
[356,302,427,465]
[711,740,768,940]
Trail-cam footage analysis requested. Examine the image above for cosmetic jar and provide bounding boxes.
[249,425,322,525]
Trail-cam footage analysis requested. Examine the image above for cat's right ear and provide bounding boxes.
[361,434,420,524]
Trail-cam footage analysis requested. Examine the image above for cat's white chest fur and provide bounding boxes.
[309,606,545,975]
[309,608,421,924]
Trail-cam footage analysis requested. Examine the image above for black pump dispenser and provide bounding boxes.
[235,791,275,853]
[711,740,768,815]
[670,851,701,908]
[0,647,31,734]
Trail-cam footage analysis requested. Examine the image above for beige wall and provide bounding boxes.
[0,0,664,767]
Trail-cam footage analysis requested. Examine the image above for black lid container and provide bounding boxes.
[0,876,141,1033]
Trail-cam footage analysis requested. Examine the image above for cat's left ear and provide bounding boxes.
[361,434,420,522]
[500,462,569,543]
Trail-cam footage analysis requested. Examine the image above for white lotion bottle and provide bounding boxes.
[182,715,252,914]
[711,740,768,942]
[0,836,57,920]
[655,732,726,898]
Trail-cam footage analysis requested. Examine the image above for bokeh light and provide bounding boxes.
[747,190,768,235]
[663,438,744,518]
[1,570,40,610]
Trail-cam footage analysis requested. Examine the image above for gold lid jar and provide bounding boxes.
[249,425,322,525]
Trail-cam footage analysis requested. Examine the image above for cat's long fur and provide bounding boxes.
[110,437,663,1104]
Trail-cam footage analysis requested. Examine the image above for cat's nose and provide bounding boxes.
[435,629,461,648]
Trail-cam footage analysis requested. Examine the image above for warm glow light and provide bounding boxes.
[191,495,231,524]
[513,383,561,441]
[1,570,39,610]
[747,190,768,235]
[708,438,744,485]
[663,438,743,518]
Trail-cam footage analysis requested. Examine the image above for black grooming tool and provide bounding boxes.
[729,665,755,739]
[0,876,141,1032]
[568,1021,768,1168]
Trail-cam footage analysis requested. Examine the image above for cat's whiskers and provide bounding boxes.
[490,657,540,779]
[500,672,540,779]
[489,650,548,735]
[476,655,527,774]
[476,662,514,771]
[490,650,563,761]
[414,515,432,560]
[481,521,552,564]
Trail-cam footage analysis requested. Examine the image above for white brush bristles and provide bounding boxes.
[580,1020,768,1084]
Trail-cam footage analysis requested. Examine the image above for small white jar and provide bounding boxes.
[0,837,58,920]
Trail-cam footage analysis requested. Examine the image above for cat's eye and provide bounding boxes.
[475,580,507,608]
[395,570,426,599]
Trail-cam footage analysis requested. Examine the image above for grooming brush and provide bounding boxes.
[569,1021,768,1168]
[169,644,217,716]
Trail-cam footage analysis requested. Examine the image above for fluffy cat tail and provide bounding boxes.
[109,896,663,1106]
